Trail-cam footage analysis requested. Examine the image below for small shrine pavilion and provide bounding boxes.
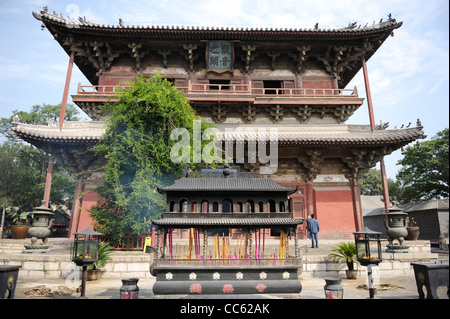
[150,167,304,295]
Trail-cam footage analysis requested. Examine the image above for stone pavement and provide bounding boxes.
[12,272,448,300]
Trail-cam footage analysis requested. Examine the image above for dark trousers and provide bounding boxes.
[311,232,318,248]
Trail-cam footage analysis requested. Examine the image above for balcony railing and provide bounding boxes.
[76,83,358,98]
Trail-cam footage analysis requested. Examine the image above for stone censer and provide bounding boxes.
[384,207,410,253]
[23,200,54,253]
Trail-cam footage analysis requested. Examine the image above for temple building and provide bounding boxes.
[11,8,425,239]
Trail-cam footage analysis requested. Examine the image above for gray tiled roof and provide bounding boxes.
[10,121,423,147]
[400,199,449,212]
[151,218,303,227]
[33,9,401,35]
[157,177,298,194]
[221,126,424,145]
[10,121,105,144]
[362,196,449,216]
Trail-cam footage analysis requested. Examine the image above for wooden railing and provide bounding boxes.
[189,83,251,94]
[76,82,358,98]
[163,212,293,219]
[76,83,129,95]
[99,234,152,251]
[253,87,357,97]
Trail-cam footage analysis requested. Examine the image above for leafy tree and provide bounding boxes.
[359,168,401,204]
[0,103,80,138]
[0,104,79,235]
[395,128,449,203]
[0,141,42,212]
[89,75,214,243]
[360,169,384,196]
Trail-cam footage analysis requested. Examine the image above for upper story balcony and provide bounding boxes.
[72,82,364,121]
[73,82,361,105]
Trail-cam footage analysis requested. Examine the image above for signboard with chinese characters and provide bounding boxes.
[207,42,233,72]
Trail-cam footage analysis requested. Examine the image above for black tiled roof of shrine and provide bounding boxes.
[157,175,298,194]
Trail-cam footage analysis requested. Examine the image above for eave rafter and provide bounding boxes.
[297,149,324,182]
[61,34,120,77]
[340,146,394,181]
[128,42,148,74]
[193,103,360,124]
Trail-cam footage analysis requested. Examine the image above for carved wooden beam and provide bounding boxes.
[244,163,260,173]
[83,41,119,76]
[241,44,256,74]
[341,149,381,181]
[292,105,311,122]
[157,49,172,68]
[210,102,227,123]
[297,149,324,182]
[333,105,358,123]
[267,51,280,71]
[314,45,351,79]
[128,42,147,74]
[289,45,311,74]
[239,103,257,123]
[183,44,198,74]
[266,104,285,123]
[312,106,328,119]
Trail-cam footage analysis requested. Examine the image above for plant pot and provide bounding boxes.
[87,269,102,281]
[11,225,29,239]
[405,227,420,240]
[345,269,358,279]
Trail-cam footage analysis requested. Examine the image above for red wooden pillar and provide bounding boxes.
[361,57,376,132]
[42,156,54,207]
[305,181,314,216]
[59,51,75,131]
[351,180,364,231]
[379,159,391,210]
[361,56,391,211]
[67,177,85,238]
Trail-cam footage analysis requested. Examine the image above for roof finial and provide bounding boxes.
[223,164,231,178]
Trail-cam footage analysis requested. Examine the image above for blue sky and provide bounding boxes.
[0,0,448,179]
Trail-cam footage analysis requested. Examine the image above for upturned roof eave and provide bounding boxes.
[33,9,402,87]
[9,122,424,147]
[33,10,402,41]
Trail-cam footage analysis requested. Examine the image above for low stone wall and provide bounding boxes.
[0,238,153,279]
[301,240,438,278]
[0,239,438,280]
[1,252,153,279]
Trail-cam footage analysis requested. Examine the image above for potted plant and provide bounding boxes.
[328,242,359,279]
[87,241,114,280]
[405,217,420,240]
[11,211,30,239]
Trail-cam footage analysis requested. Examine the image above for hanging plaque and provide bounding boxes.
[207,42,233,72]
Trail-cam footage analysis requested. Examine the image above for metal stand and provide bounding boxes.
[81,265,87,297]
[367,265,377,299]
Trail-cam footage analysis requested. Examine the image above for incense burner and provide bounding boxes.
[150,169,304,295]
[384,207,410,252]
[23,201,54,252]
